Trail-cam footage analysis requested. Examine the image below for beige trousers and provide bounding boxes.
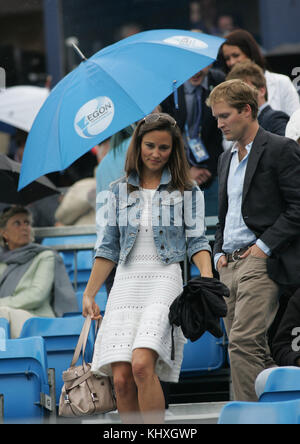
[219,255,279,401]
[0,306,34,338]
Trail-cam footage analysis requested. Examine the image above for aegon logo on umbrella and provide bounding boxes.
[74,96,114,138]
[163,36,208,50]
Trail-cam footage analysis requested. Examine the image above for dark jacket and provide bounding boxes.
[258,104,289,137]
[214,127,300,286]
[160,68,225,181]
[272,288,300,366]
[169,276,229,347]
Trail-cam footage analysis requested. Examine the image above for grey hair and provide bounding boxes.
[0,205,34,248]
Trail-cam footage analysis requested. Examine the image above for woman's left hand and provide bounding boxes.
[82,294,102,320]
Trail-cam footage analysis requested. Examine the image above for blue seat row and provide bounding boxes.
[19,315,95,407]
[218,399,300,424]
[0,336,52,423]
[219,367,300,424]
[41,231,227,379]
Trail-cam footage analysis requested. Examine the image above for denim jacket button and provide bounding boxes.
[161,245,165,250]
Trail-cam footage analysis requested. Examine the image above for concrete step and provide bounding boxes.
[80,401,227,424]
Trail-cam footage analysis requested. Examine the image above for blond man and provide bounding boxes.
[207,79,300,401]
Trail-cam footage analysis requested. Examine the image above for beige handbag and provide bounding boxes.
[58,315,116,417]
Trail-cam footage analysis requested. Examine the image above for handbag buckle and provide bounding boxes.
[91,393,98,402]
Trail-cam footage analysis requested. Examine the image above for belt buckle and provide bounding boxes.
[232,248,241,262]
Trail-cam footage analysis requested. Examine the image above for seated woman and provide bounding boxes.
[0,205,77,338]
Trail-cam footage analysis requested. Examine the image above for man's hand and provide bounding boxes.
[190,166,212,185]
[217,255,228,272]
[239,244,268,259]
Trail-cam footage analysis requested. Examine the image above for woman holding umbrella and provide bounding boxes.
[82,113,213,424]
[0,205,77,337]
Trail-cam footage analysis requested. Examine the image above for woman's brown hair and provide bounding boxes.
[218,29,267,74]
[125,113,193,193]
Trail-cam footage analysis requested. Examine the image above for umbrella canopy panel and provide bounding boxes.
[19,29,224,189]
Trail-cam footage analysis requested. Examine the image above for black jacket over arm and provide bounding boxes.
[214,127,300,286]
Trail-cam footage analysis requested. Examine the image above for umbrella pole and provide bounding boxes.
[72,43,87,62]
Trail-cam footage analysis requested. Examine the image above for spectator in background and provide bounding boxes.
[55,142,110,227]
[115,22,142,41]
[54,177,97,226]
[285,109,300,145]
[189,0,210,33]
[12,129,27,162]
[160,64,225,216]
[218,29,300,116]
[0,206,77,337]
[226,60,289,136]
[216,14,236,37]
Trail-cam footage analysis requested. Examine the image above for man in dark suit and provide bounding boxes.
[226,60,289,136]
[160,65,225,216]
[206,79,300,401]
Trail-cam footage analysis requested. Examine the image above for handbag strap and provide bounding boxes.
[70,315,101,367]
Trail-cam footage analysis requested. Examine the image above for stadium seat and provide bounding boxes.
[218,399,300,424]
[0,336,53,423]
[19,316,94,405]
[259,367,300,402]
[42,234,96,280]
[0,317,10,340]
[181,328,226,375]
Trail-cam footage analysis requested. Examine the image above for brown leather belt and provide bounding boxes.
[226,246,252,263]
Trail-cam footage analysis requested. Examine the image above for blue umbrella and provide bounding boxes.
[19,29,224,190]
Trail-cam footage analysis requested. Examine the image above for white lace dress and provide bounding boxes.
[91,189,186,382]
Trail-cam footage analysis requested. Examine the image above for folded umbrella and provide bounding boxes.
[0,154,60,205]
[18,29,224,190]
[169,276,229,359]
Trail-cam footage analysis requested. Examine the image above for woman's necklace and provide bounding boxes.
[141,179,159,189]
[141,176,160,189]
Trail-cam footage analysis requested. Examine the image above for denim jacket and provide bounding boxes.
[95,168,211,265]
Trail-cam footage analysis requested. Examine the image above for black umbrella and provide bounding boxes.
[0,154,60,205]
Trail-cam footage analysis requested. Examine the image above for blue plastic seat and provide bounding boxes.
[41,234,96,248]
[218,399,300,424]
[0,317,10,341]
[180,333,226,375]
[19,316,94,405]
[42,234,96,276]
[259,367,300,402]
[0,336,50,423]
[190,263,199,278]
[180,322,226,376]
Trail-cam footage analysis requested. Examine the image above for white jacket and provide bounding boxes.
[265,70,300,116]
